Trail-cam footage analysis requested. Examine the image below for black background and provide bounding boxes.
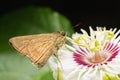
[0,0,120,32]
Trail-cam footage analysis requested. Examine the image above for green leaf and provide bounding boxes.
[0,7,74,80]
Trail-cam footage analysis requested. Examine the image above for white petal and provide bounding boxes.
[72,32,80,39]
[111,29,120,42]
[89,26,94,39]
[112,28,117,33]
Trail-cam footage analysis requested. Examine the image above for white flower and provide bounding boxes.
[48,27,120,80]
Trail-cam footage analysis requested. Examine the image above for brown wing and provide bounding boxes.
[9,33,55,68]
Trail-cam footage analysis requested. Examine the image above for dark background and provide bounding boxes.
[0,0,120,32]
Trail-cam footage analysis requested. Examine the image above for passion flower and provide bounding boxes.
[49,27,120,80]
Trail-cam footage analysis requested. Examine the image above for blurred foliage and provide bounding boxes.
[0,7,74,80]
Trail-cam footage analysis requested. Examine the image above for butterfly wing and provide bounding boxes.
[9,33,55,68]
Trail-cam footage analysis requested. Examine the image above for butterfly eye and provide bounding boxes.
[56,31,66,36]
[61,31,66,36]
